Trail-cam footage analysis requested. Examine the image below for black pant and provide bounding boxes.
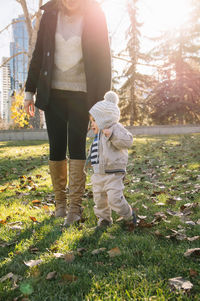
[45,89,89,161]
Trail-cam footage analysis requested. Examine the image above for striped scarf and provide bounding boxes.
[90,133,100,165]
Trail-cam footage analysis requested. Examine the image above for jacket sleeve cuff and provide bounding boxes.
[24,92,34,101]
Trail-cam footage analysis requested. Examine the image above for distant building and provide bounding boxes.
[10,15,28,91]
[1,57,11,123]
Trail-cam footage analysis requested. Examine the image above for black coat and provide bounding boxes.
[25,0,111,111]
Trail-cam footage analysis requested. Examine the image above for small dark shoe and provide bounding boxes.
[95,219,112,230]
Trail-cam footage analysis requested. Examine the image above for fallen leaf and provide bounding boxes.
[185,221,196,226]
[0,272,14,282]
[189,269,198,277]
[154,230,163,237]
[166,209,183,217]
[62,274,78,282]
[187,236,200,242]
[137,215,147,219]
[64,253,75,263]
[43,205,50,211]
[0,219,7,224]
[53,253,64,258]
[0,216,11,224]
[8,225,24,230]
[24,259,43,267]
[108,247,121,258]
[32,200,41,205]
[184,248,200,258]
[46,271,57,280]
[36,175,42,179]
[28,246,39,254]
[138,219,153,228]
[29,216,38,222]
[92,248,106,255]
[169,277,193,291]
[77,247,87,253]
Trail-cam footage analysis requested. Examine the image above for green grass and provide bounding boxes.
[0,135,200,301]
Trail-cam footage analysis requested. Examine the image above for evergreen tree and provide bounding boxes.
[146,1,200,124]
[119,0,153,126]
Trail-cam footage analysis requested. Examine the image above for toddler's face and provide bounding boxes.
[89,115,99,135]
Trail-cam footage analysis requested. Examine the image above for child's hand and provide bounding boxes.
[102,129,111,137]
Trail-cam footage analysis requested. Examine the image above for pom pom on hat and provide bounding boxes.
[89,91,120,130]
[104,91,119,104]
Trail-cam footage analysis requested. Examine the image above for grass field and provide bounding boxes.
[0,134,200,301]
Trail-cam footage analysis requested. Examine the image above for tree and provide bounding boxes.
[118,0,153,126]
[1,0,44,128]
[11,91,30,128]
[146,0,200,124]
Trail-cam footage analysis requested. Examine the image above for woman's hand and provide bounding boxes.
[102,128,111,137]
[24,100,35,117]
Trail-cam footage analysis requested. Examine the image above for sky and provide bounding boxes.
[0,0,192,92]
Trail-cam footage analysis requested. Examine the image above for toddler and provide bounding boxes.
[88,91,137,228]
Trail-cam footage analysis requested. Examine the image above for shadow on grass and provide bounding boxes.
[0,155,49,187]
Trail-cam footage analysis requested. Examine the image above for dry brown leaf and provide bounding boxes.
[46,271,57,280]
[43,205,50,211]
[169,277,193,291]
[32,200,41,205]
[92,248,106,255]
[29,216,38,222]
[0,219,8,224]
[154,230,163,237]
[24,259,43,267]
[64,253,75,263]
[28,246,39,254]
[0,216,11,224]
[189,269,198,277]
[187,236,200,242]
[184,248,200,258]
[166,209,183,217]
[36,174,42,179]
[138,219,153,228]
[62,274,78,282]
[108,247,121,258]
[77,247,87,253]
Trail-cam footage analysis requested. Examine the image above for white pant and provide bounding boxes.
[91,173,132,224]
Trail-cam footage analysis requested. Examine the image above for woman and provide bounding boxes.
[24,0,111,226]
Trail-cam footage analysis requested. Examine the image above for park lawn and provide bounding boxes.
[0,134,199,301]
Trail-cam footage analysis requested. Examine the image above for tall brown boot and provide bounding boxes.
[63,159,86,226]
[49,159,67,217]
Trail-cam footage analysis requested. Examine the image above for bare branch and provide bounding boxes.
[0,19,24,35]
[17,0,32,39]
[0,52,28,68]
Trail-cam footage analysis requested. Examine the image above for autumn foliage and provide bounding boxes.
[11,92,30,128]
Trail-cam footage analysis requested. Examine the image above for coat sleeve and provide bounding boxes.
[108,124,133,150]
[25,13,45,94]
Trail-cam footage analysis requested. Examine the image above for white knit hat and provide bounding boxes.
[89,91,120,130]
